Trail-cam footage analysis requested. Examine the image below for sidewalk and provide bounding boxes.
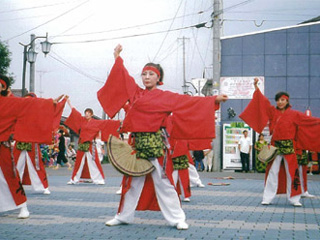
[1,164,319,240]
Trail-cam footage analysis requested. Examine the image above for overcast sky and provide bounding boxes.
[1,0,319,118]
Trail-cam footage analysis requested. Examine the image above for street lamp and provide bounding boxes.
[182,81,198,95]
[27,48,38,63]
[19,33,52,96]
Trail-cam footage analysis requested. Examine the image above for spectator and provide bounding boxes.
[193,150,205,172]
[238,130,252,173]
[254,133,268,173]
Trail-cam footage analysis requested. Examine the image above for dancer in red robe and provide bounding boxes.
[0,75,66,218]
[13,93,63,196]
[99,45,228,230]
[64,99,120,185]
[240,78,320,206]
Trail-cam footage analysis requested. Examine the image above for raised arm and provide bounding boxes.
[253,77,259,91]
[114,44,123,59]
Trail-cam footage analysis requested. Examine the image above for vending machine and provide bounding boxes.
[222,123,252,170]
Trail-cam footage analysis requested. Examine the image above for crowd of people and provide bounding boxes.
[1,44,319,231]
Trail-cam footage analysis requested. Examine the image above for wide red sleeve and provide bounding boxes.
[100,120,121,141]
[239,88,273,133]
[171,94,219,139]
[53,98,67,131]
[64,108,83,134]
[188,139,212,151]
[97,57,138,118]
[296,114,320,152]
[0,97,56,143]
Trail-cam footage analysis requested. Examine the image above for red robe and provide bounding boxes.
[239,89,320,197]
[64,108,120,180]
[0,96,65,208]
[97,57,220,211]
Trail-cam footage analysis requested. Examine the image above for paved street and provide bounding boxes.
[0,164,319,240]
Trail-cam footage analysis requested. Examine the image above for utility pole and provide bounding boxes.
[29,34,36,93]
[37,70,48,97]
[178,36,189,94]
[212,0,221,93]
[212,0,222,172]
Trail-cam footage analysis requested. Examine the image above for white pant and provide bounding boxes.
[172,170,185,198]
[72,152,104,184]
[262,155,300,204]
[0,167,26,212]
[115,158,186,226]
[16,151,45,192]
[203,151,213,170]
[188,164,202,186]
[299,165,306,194]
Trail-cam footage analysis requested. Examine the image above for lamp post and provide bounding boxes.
[19,33,52,96]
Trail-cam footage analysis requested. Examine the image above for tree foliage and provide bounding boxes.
[0,38,15,85]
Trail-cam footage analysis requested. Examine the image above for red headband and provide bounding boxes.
[142,66,161,77]
[280,95,289,100]
[0,79,7,89]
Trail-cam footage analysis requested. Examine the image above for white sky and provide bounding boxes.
[1,0,319,118]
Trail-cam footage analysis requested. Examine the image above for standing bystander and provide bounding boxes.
[238,130,252,173]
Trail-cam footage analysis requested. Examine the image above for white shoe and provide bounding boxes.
[94,180,105,185]
[105,218,126,226]
[43,188,51,195]
[197,183,205,188]
[261,201,270,205]
[67,180,75,185]
[176,221,189,230]
[18,206,30,219]
[183,198,190,202]
[116,189,122,195]
[292,202,302,207]
[301,192,315,198]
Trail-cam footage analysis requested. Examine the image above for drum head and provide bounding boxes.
[107,135,155,177]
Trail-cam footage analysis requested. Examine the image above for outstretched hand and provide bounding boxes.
[53,94,65,104]
[114,44,123,59]
[254,78,259,90]
[215,94,228,103]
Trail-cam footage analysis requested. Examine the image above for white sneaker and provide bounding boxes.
[105,218,126,226]
[261,201,270,205]
[292,202,302,207]
[197,183,205,188]
[301,192,315,198]
[94,180,105,185]
[116,189,122,195]
[18,206,30,219]
[183,198,190,202]
[67,180,75,185]
[43,188,51,195]
[176,221,189,230]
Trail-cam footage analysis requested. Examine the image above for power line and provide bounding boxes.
[0,0,81,14]
[49,51,105,84]
[5,0,90,42]
[152,0,183,62]
[52,23,203,45]
[0,14,55,22]
[52,10,209,38]
[52,14,94,39]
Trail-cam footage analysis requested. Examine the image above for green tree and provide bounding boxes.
[0,38,15,85]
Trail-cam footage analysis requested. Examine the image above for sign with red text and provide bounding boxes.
[220,76,264,99]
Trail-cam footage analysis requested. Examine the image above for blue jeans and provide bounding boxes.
[195,159,204,171]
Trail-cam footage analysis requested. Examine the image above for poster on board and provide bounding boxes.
[223,123,252,170]
[220,76,265,99]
